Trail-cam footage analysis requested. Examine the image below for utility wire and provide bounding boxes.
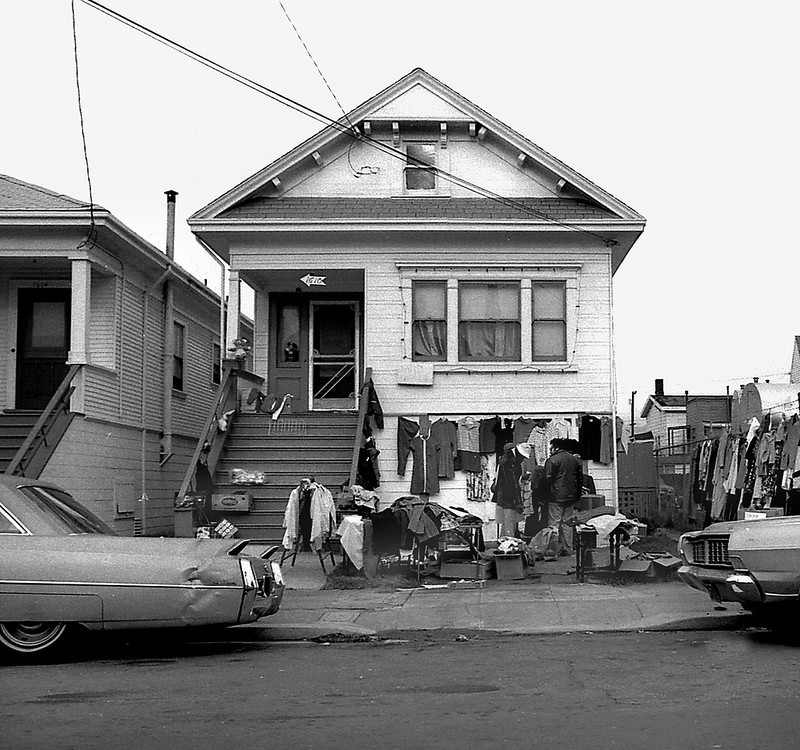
[277,1,355,133]
[79,0,620,244]
[71,0,97,248]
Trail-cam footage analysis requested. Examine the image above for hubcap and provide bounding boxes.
[0,622,67,653]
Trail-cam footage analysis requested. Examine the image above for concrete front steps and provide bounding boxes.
[210,411,358,543]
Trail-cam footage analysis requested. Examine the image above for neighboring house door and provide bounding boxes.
[269,296,359,412]
[15,288,71,410]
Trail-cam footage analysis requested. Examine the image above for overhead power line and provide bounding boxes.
[71,0,97,248]
[79,0,621,245]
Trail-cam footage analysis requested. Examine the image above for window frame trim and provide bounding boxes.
[399,263,580,371]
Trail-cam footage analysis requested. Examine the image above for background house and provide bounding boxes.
[0,174,249,535]
[187,69,645,540]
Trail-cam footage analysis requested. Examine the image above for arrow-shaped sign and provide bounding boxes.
[300,273,327,287]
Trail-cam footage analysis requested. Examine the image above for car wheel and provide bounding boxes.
[0,622,70,656]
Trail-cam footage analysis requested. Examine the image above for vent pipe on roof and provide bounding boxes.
[165,190,178,260]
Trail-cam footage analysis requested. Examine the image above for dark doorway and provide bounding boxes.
[16,288,70,409]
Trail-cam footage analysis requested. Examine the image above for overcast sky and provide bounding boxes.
[3,0,798,417]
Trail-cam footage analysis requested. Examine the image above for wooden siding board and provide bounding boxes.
[40,416,197,536]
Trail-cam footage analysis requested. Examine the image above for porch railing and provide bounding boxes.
[175,366,264,505]
[348,367,374,487]
[7,364,81,477]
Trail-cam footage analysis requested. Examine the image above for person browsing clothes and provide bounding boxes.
[543,437,583,557]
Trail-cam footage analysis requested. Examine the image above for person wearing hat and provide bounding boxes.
[543,437,583,556]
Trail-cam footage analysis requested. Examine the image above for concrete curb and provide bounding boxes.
[229,612,751,642]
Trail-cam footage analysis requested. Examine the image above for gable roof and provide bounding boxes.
[190,68,645,226]
[0,173,99,212]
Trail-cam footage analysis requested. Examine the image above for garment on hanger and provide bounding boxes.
[478,416,500,454]
[578,415,602,461]
[431,418,458,479]
[282,481,336,551]
[396,417,440,495]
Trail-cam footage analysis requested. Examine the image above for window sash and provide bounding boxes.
[173,322,185,391]
[458,282,520,361]
[405,143,436,190]
[412,282,447,361]
[532,282,566,361]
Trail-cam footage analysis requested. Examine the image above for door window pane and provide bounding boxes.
[277,304,301,364]
[313,306,354,356]
[26,301,67,354]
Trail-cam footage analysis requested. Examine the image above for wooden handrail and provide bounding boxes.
[7,364,82,476]
[348,367,374,487]
[176,366,239,503]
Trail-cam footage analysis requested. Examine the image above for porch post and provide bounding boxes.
[226,268,241,352]
[68,259,91,365]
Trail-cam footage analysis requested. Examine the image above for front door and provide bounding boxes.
[15,288,71,409]
[310,301,359,411]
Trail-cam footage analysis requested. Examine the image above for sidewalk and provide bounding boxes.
[236,552,750,641]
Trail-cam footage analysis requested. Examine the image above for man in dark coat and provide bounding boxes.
[543,438,583,556]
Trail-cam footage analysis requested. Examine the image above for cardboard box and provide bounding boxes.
[212,490,253,512]
[494,553,526,580]
[737,508,784,521]
[439,560,493,580]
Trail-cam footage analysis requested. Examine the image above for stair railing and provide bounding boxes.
[176,366,262,505]
[347,367,374,487]
[7,364,82,477]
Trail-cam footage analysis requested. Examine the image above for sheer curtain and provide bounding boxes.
[413,320,447,358]
[459,282,520,360]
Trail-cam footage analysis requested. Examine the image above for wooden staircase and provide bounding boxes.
[0,411,41,473]
[209,411,359,542]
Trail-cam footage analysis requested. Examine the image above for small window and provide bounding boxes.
[405,143,436,190]
[532,282,566,361]
[212,343,221,385]
[412,282,447,361]
[458,282,520,361]
[173,322,185,391]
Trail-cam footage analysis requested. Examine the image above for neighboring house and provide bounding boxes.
[188,68,645,516]
[639,380,691,453]
[0,174,243,535]
[685,395,731,443]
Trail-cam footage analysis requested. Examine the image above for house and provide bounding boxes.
[639,380,690,452]
[0,174,247,535]
[188,69,645,532]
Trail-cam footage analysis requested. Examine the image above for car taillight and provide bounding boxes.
[239,559,258,590]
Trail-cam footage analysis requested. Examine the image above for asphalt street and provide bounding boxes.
[2,628,799,750]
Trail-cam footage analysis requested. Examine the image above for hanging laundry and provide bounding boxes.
[396,417,440,495]
[431,418,458,479]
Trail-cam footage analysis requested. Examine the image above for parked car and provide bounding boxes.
[677,515,800,624]
[0,474,284,659]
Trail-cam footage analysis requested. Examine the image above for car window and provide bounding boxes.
[18,486,116,535]
[0,504,25,534]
